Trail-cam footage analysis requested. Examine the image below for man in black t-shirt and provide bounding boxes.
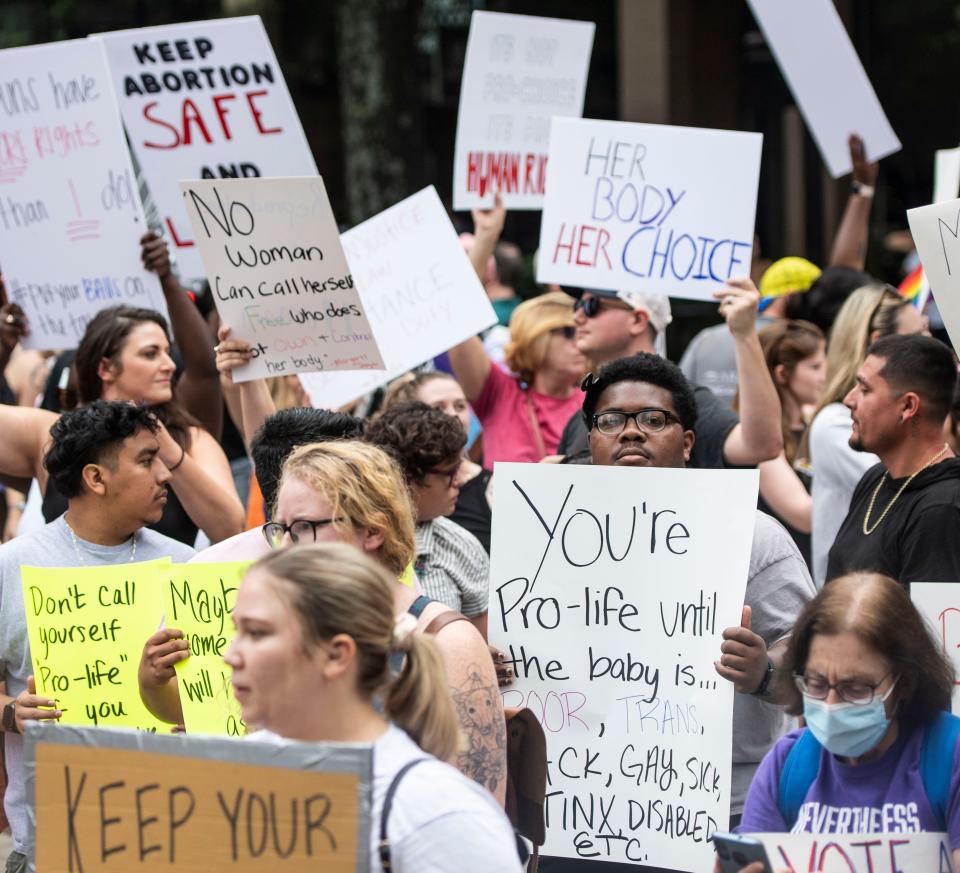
[826,334,960,586]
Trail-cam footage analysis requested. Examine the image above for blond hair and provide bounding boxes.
[504,291,575,383]
[254,543,463,760]
[278,440,415,577]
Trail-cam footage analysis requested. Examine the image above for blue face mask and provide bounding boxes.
[803,678,898,758]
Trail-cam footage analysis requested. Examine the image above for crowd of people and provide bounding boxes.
[0,130,957,873]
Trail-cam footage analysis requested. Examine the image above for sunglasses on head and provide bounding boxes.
[573,296,631,318]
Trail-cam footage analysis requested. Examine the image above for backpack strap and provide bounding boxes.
[379,757,430,871]
[777,729,822,827]
[407,595,434,619]
[920,711,960,828]
[424,610,470,636]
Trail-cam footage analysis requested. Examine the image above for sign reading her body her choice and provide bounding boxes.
[97,16,317,280]
[452,10,594,212]
[488,463,758,870]
[0,39,165,351]
[911,583,960,716]
[298,186,496,409]
[752,832,953,873]
[906,196,960,350]
[536,118,763,302]
[180,176,384,382]
[26,725,373,872]
[745,0,900,177]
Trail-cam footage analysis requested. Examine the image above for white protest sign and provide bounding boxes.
[452,11,594,211]
[745,0,900,177]
[753,831,954,873]
[489,464,758,870]
[536,117,762,302]
[906,197,960,350]
[98,17,317,279]
[298,186,495,409]
[911,583,960,715]
[935,149,960,205]
[0,39,164,350]
[180,177,384,381]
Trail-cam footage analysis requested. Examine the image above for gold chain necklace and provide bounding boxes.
[862,443,951,535]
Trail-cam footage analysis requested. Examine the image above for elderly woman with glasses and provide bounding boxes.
[736,572,960,866]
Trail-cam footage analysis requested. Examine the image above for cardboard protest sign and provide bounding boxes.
[164,562,249,736]
[22,560,169,731]
[906,197,960,350]
[298,186,496,409]
[536,117,762,302]
[180,177,384,382]
[488,464,758,869]
[27,725,372,872]
[98,16,317,279]
[753,831,954,873]
[911,583,960,715]
[745,0,900,177]
[452,10,594,211]
[0,39,165,350]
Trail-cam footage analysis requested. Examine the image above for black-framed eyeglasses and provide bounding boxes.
[425,460,462,488]
[573,296,631,318]
[550,326,577,340]
[794,671,898,706]
[590,408,680,435]
[261,518,345,548]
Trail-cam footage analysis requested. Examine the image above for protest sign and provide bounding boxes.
[745,0,900,177]
[164,562,248,736]
[911,583,960,715]
[98,16,317,279]
[452,10,594,211]
[906,197,960,350]
[752,831,954,873]
[21,560,169,731]
[488,464,758,869]
[27,725,372,872]
[536,117,762,302]
[935,148,960,205]
[0,39,165,350]
[298,186,496,409]
[181,176,384,382]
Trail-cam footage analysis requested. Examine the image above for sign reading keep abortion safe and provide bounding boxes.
[488,464,758,870]
[536,118,763,302]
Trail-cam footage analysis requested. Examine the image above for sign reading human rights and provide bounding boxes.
[0,38,165,350]
[488,464,758,870]
[452,10,595,211]
[180,176,384,381]
[536,118,763,302]
[98,16,317,279]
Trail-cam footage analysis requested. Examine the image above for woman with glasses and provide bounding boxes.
[738,573,960,864]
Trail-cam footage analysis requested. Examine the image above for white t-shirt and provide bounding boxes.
[251,723,521,873]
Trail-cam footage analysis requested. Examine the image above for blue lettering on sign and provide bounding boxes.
[621,229,750,283]
[82,277,122,301]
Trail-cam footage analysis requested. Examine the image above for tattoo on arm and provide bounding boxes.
[450,663,507,795]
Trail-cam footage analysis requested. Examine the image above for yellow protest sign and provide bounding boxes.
[164,562,250,736]
[22,559,170,731]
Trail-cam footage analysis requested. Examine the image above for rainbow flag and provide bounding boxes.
[898,263,924,303]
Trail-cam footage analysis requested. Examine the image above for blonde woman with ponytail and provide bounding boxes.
[229,543,521,873]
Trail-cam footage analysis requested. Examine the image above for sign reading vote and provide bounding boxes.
[181,177,384,382]
[21,560,169,731]
[907,197,960,351]
[488,464,758,870]
[0,39,165,350]
[536,118,763,302]
[911,583,960,715]
[753,831,953,873]
[98,16,317,279]
[452,10,594,211]
[298,186,496,409]
[28,725,372,872]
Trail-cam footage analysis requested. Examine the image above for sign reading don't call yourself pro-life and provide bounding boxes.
[536,118,763,302]
[181,177,384,382]
[488,464,758,871]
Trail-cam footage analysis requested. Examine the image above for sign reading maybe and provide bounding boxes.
[98,16,317,279]
[536,118,762,302]
[452,10,594,211]
[907,197,960,351]
[911,583,960,715]
[0,38,165,350]
[753,831,954,873]
[488,464,758,870]
[298,186,496,409]
[181,177,384,382]
[28,725,372,872]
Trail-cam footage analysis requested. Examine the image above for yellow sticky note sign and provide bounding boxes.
[22,559,170,732]
[164,561,250,736]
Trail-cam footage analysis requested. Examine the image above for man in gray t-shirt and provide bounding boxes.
[0,403,195,866]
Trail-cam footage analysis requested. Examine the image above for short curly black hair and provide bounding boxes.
[365,401,466,483]
[44,401,160,498]
[582,353,698,432]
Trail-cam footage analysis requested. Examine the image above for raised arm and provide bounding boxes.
[0,405,57,488]
[828,134,878,270]
[141,232,223,439]
[215,325,277,448]
[758,455,812,534]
